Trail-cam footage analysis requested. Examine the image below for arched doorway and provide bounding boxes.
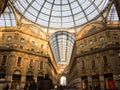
[0,69,6,79]
[26,71,34,83]
[60,76,66,86]
[37,72,44,82]
[0,69,6,89]
[11,70,22,89]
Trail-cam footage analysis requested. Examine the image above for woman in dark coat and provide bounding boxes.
[29,79,37,90]
[24,83,29,90]
[4,84,9,90]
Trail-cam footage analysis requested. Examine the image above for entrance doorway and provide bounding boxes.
[60,76,66,86]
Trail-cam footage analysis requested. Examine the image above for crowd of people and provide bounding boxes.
[24,79,37,90]
[3,79,37,90]
[4,83,9,90]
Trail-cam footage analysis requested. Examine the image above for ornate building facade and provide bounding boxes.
[0,0,120,90]
[0,26,58,89]
[69,23,120,90]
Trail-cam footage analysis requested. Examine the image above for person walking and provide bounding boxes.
[4,84,9,90]
[29,79,37,90]
[24,83,29,90]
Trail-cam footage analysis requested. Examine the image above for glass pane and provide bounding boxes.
[49,31,75,64]
[9,0,109,31]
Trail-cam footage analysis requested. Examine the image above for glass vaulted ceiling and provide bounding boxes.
[0,6,16,26]
[10,0,109,29]
[49,31,75,64]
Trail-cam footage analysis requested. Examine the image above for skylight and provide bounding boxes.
[108,4,119,21]
[49,31,75,64]
[0,6,16,27]
[10,0,109,29]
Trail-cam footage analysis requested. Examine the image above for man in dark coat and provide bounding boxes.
[4,84,9,90]
[29,79,37,90]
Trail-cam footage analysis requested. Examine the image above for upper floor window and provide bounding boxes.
[1,56,7,65]
[99,36,105,41]
[92,60,95,68]
[31,41,35,46]
[2,33,5,40]
[20,38,25,43]
[80,44,84,48]
[82,61,85,69]
[41,44,44,48]
[89,40,93,45]
[106,31,110,37]
[103,56,108,66]
[31,48,34,51]
[30,59,33,68]
[101,44,106,48]
[113,34,119,39]
[40,61,43,69]
[17,57,22,66]
[20,46,23,49]
[7,36,12,41]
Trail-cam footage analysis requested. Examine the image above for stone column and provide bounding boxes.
[99,75,105,90]
[88,76,92,90]
[21,76,26,89]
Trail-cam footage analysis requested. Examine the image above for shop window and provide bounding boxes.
[0,69,6,78]
[26,71,33,82]
[81,76,88,90]
[17,57,22,66]
[1,56,7,65]
[104,73,115,89]
[37,73,44,81]
[92,75,101,89]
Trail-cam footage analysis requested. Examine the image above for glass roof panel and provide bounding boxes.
[49,22,62,28]
[10,0,109,29]
[75,18,87,26]
[81,0,91,9]
[72,6,82,14]
[49,31,75,64]
[0,6,16,27]
[108,4,119,21]
[36,18,48,26]
[32,2,42,10]
[87,10,99,20]
[38,13,49,21]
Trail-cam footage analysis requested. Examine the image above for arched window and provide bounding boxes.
[60,76,66,86]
